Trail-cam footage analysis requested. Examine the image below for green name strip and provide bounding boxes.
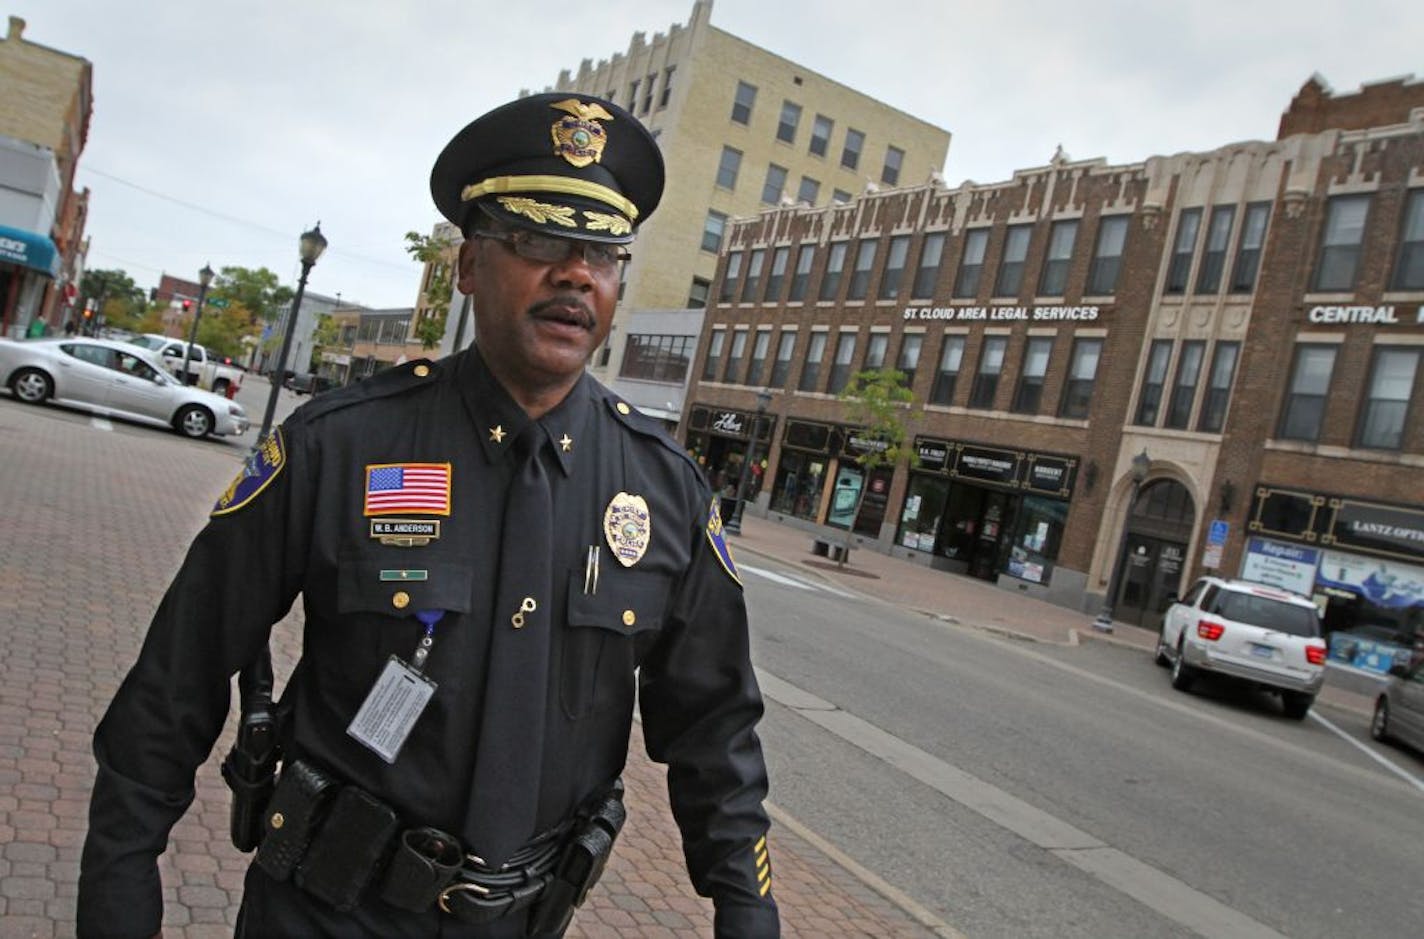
[379,570,429,581]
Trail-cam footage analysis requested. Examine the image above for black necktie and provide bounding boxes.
[466,426,553,866]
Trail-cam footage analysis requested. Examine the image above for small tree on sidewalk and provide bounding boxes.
[835,367,918,567]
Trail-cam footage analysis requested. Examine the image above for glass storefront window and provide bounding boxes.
[1005,495,1068,585]
[897,474,949,551]
[769,451,828,521]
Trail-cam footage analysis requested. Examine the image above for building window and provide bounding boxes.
[688,277,710,309]
[702,328,725,381]
[819,241,848,300]
[1195,206,1235,294]
[809,114,833,157]
[741,249,766,303]
[659,66,675,108]
[1314,194,1370,292]
[716,146,742,190]
[642,74,656,114]
[1058,337,1102,419]
[746,330,772,386]
[1087,215,1128,295]
[796,175,820,206]
[847,238,878,301]
[993,225,1033,297]
[764,246,790,303]
[1196,341,1239,433]
[702,210,727,253]
[1134,340,1173,425]
[628,80,640,108]
[731,81,757,124]
[762,164,788,204]
[1230,203,1271,293]
[1356,347,1420,450]
[788,244,815,301]
[832,189,852,205]
[1165,208,1202,294]
[1391,189,1424,290]
[864,333,889,370]
[724,329,748,383]
[968,336,1008,409]
[770,330,797,388]
[929,335,965,405]
[827,332,858,394]
[777,100,802,144]
[879,235,911,299]
[620,334,693,382]
[1038,220,1078,297]
[1164,340,1205,429]
[1278,344,1337,442]
[841,128,864,170]
[718,252,742,303]
[881,145,904,186]
[618,260,629,301]
[799,331,827,391]
[896,334,922,390]
[1011,336,1053,414]
[912,232,945,298]
[953,229,989,298]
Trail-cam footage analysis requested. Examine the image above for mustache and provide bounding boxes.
[528,296,595,328]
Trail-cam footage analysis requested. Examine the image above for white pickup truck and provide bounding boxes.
[129,334,245,397]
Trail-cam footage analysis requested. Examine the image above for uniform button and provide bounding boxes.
[393,591,411,609]
[616,402,630,415]
[414,364,430,377]
[270,812,285,829]
[622,609,636,627]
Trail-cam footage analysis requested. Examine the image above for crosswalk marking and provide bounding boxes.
[91,416,113,431]
[740,563,856,598]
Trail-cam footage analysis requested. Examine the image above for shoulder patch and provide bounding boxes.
[212,429,285,516]
[705,496,742,586]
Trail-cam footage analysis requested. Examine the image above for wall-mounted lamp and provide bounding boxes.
[1218,480,1236,514]
[1083,460,1099,493]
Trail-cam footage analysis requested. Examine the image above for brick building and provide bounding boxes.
[0,16,92,336]
[685,75,1424,668]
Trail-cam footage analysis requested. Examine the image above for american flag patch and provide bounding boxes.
[363,463,452,516]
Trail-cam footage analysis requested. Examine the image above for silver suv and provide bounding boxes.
[1156,577,1326,719]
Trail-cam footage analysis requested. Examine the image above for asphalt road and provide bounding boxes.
[737,559,1424,939]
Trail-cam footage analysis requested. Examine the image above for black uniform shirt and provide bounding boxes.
[78,348,778,938]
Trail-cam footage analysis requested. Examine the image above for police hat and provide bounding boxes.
[430,93,664,245]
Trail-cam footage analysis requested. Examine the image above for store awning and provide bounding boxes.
[0,224,60,277]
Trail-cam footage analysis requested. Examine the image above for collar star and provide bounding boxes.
[559,434,573,452]
[489,425,506,443]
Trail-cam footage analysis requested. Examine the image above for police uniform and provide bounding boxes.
[78,93,779,938]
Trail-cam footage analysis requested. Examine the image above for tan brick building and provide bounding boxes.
[686,75,1424,670]
[0,16,91,335]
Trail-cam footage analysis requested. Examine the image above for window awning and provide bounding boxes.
[0,224,60,277]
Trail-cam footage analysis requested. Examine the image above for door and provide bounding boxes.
[105,350,172,421]
[1116,534,1187,629]
[55,342,120,406]
[827,465,863,529]
[969,491,1012,580]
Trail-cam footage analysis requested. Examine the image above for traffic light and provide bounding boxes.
[182,299,193,313]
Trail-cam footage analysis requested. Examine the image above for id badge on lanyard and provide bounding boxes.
[346,610,443,763]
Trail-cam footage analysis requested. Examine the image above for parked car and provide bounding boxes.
[1155,576,1326,719]
[282,371,335,395]
[1371,657,1424,753]
[0,336,250,438]
[127,334,245,396]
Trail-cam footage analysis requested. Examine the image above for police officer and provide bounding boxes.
[78,93,779,938]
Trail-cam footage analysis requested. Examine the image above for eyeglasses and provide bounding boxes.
[473,229,631,274]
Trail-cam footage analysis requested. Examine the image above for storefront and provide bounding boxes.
[684,403,777,502]
[897,436,1078,583]
[767,419,837,524]
[0,223,60,337]
[1245,485,1424,675]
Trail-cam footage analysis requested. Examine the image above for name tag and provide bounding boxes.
[346,656,437,763]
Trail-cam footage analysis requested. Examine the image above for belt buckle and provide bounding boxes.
[437,880,491,914]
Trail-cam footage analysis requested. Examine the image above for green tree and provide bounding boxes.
[834,367,919,566]
[308,312,342,371]
[79,269,145,320]
[211,266,293,326]
[404,230,456,349]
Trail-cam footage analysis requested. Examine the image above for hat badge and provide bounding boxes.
[550,98,613,168]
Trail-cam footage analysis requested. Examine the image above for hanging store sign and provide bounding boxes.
[953,445,1020,486]
[916,438,951,473]
[1023,456,1076,497]
[1325,499,1424,562]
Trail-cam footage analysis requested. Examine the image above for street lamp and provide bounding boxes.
[725,388,773,536]
[179,263,215,386]
[1091,448,1151,634]
[256,223,327,443]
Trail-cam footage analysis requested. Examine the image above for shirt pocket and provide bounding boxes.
[560,567,670,720]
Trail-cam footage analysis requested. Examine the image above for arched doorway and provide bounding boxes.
[1114,478,1196,629]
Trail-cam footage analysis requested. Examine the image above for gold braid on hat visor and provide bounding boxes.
[460,175,639,222]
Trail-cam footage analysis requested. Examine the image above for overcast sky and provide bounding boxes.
[16,0,1421,309]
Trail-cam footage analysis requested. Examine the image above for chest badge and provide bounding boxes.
[603,492,651,568]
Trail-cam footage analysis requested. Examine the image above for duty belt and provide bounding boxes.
[250,758,625,932]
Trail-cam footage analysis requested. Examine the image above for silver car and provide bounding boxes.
[1371,658,1424,753]
[1156,576,1326,719]
[0,336,249,438]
